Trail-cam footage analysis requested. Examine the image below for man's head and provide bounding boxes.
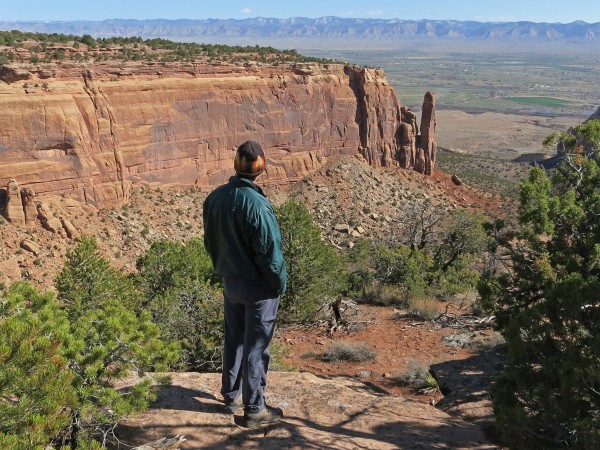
[234,141,266,179]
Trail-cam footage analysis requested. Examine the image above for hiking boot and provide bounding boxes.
[243,405,283,427]
[224,395,243,413]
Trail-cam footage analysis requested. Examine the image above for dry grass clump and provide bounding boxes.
[362,284,406,306]
[406,296,440,320]
[394,359,440,394]
[324,341,377,363]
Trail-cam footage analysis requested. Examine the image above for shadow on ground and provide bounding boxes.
[114,371,499,449]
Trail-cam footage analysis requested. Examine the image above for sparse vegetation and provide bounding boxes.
[0,30,337,65]
[436,151,530,199]
[406,296,440,320]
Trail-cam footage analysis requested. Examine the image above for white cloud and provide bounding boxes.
[339,11,356,17]
[367,9,384,16]
[240,7,252,14]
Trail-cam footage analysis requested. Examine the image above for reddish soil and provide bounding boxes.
[277,304,492,403]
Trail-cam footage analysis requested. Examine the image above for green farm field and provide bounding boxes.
[303,41,600,117]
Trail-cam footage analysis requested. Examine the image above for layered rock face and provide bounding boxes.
[0,62,436,207]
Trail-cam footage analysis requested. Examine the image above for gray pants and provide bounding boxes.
[221,278,279,414]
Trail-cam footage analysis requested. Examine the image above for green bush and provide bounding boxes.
[346,239,375,298]
[364,210,484,303]
[0,253,178,449]
[431,210,486,297]
[54,237,178,447]
[136,239,223,371]
[276,200,347,323]
[55,236,141,318]
[372,242,431,299]
[479,120,600,448]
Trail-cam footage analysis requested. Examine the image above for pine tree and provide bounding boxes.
[0,282,77,450]
[55,237,178,447]
[56,236,141,318]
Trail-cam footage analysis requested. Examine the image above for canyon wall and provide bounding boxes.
[0,62,435,208]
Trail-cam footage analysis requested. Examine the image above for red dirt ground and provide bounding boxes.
[277,304,492,403]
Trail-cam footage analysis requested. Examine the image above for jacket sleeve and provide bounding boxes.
[249,202,287,295]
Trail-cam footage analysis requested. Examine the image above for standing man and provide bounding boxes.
[203,141,287,427]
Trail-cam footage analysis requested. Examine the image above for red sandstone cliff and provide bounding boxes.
[0,61,435,207]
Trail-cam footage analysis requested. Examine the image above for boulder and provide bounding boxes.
[60,216,79,240]
[451,174,463,186]
[0,257,21,285]
[37,202,65,235]
[334,223,351,234]
[20,239,41,256]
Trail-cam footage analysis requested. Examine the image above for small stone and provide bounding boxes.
[334,223,351,233]
[451,174,463,186]
[356,226,365,234]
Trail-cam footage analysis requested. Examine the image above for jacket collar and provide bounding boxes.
[229,176,266,197]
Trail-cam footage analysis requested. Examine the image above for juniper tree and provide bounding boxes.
[479,120,600,449]
[136,238,223,371]
[275,200,347,323]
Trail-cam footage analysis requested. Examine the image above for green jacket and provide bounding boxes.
[203,176,287,295]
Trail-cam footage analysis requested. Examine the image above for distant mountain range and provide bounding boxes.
[2,17,600,43]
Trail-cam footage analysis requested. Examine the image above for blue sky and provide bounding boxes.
[3,0,599,23]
